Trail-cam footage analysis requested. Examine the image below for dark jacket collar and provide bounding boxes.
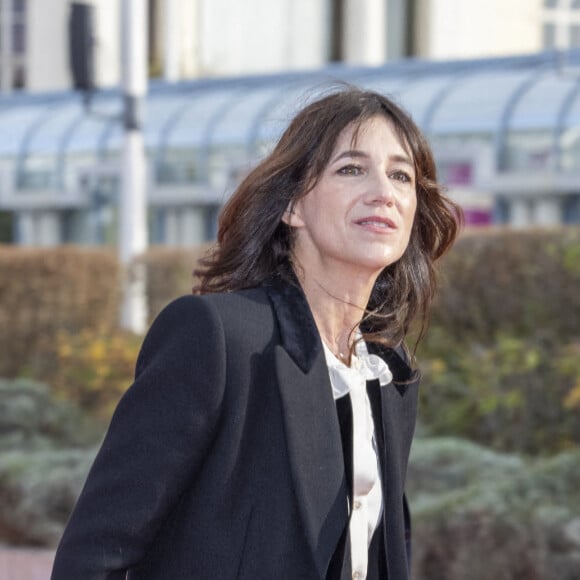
[262,273,322,373]
[263,272,417,392]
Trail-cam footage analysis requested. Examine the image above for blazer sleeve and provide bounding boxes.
[51,295,227,580]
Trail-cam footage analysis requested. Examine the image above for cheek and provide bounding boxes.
[411,197,418,221]
[403,194,418,230]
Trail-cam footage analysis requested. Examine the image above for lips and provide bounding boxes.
[354,216,397,230]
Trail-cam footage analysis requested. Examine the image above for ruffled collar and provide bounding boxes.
[322,338,393,399]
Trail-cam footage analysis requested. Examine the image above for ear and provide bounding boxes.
[282,201,305,228]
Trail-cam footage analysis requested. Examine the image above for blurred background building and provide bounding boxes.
[0,0,579,245]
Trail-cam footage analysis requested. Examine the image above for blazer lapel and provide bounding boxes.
[265,276,349,578]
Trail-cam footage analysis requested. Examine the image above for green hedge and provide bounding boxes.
[0,246,120,377]
[408,437,580,580]
[428,227,580,345]
[0,244,209,378]
[417,227,580,454]
[0,229,579,454]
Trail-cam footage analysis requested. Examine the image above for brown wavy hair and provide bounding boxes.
[195,86,462,350]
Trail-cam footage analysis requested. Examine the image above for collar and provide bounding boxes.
[262,272,417,394]
[322,339,394,399]
[262,273,322,373]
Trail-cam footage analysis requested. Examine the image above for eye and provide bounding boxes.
[390,170,413,184]
[337,164,364,176]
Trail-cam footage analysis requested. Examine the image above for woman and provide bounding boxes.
[51,87,460,580]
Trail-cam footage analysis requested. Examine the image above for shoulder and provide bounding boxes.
[143,294,223,349]
[200,286,272,317]
[201,287,278,352]
[144,288,276,357]
[181,287,275,334]
[151,287,271,330]
[135,295,227,379]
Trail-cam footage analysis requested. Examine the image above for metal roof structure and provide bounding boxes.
[1,49,579,244]
[0,49,578,185]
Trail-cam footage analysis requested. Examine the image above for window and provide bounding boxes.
[156,149,201,184]
[12,20,24,53]
[0,210,14,243]
[543,22,557,48]
[16,155,57,190]
[542,0,580,49]
[563,195,580,224]
[0,0,26,90]
[572,23,580,45]
[561,127,580,171]
[504,131,555,172]
[12,60,23,87]
[12,0,26,54]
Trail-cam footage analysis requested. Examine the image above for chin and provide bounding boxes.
[353,259,398,279]
[367,250,405,271]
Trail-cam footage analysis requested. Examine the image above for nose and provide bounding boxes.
[364,173,395,207]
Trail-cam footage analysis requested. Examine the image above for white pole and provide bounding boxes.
[342,0,386,66]
[120,0,148,333]
[163,0,180,82]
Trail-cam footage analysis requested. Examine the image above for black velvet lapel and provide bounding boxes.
[264,275,349,578]
[265,273,417,391]
[263,274,322,373]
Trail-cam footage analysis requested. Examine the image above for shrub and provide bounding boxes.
[415,227,580,455]
[429,227,580,345]
[0,245,120,378]
[408,438,580,580]
[141,244,210,322]
[1,229,579,448]
[51,327,142,419]
[0,378,100,546]
[418,334,580,454]
[0,244,209,382]
[0,378,102,451]
[0,211,13,243]
[0,448,96,546]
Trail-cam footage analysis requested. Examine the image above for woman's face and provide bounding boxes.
[286,115,417,284]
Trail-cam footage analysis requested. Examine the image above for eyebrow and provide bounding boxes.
[331,149,414,167]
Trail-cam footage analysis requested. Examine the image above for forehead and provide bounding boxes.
[336,116,409,152]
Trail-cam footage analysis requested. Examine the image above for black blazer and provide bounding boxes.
[51,276,419,580]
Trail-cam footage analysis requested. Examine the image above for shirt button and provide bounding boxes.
[352,572,363,579]
[353,500,362,510]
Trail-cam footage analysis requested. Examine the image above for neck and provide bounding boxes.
[296,268,375,363]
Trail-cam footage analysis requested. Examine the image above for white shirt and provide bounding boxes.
[322,339,393,580]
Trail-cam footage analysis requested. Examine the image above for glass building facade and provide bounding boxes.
[0,49,579,245]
